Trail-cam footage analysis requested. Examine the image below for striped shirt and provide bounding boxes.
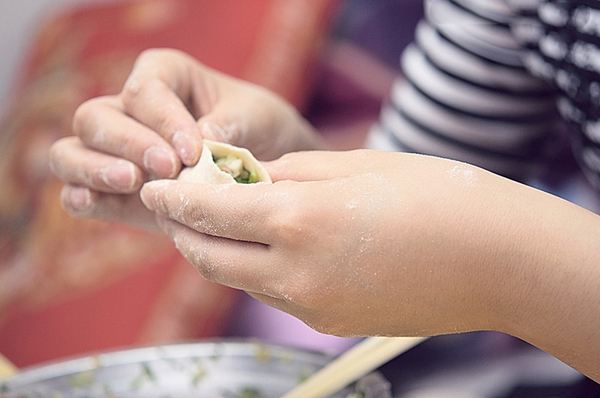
[368,0,600,189]
[365,1,600,393]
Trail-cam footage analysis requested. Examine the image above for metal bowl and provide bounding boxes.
[0,340,391,397]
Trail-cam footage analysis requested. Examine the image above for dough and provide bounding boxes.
[178,140,272,184]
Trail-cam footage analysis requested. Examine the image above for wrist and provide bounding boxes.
[408,157,600,380]
[426,167,570,334]
[478,178,600,379]
[467,176,561,335]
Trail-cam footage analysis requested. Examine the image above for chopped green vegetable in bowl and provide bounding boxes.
[2,341,391,397]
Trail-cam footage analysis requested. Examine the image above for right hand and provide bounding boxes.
[49,49,322,230]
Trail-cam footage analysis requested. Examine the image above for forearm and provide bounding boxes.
[416,159,600,379]
[486,178,600,380]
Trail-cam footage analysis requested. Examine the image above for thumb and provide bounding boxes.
[263,150,366,182]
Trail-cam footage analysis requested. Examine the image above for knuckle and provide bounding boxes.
[187,248,219,282]
[137,48,183,63]
[134,49,164,68]
[178,236,238,285]
[137,48,162,62]
[72,99,100,137]
[193,261,218,282]
[73,96,118,143]
[123,49,186,101]
[270,188,319,245]
[48,137,75,175]
[48,139,65,164]
[272,207,306,243]
[121,79,175,134]
[189,255,211,278]
[120,77,145,106]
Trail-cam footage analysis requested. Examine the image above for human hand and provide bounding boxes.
[49,49,322,229]
[139,150,520,337]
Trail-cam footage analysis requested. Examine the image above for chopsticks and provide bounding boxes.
[282,336,427,398]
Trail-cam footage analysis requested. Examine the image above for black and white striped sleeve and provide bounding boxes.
[367,0,560,179]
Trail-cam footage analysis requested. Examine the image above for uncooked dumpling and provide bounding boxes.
[178,140,272,184]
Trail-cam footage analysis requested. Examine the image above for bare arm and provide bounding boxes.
[488,179,600,380]
[139,150,600,381]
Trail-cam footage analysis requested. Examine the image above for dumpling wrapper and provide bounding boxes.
[178,140,272,184]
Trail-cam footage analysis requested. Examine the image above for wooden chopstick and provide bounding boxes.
[0,353,17,380]
[282,336,427,398]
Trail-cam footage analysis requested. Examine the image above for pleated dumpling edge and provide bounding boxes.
[178,140,272,184]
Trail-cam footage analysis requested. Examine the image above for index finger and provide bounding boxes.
[140,180,286,244]
[120,49,203,165]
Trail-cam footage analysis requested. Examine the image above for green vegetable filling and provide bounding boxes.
[213,155,259,184]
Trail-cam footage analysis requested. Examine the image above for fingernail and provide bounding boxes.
[62,186,92,212]
[172,131,199,166]
[100,161,136,191]
[139,186,153,211]
[143,146,177,177]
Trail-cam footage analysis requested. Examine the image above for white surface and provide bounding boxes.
[0,0,115,113]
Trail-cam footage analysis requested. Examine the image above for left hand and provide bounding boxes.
[49,49,323,229]
[140,150,515,337]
